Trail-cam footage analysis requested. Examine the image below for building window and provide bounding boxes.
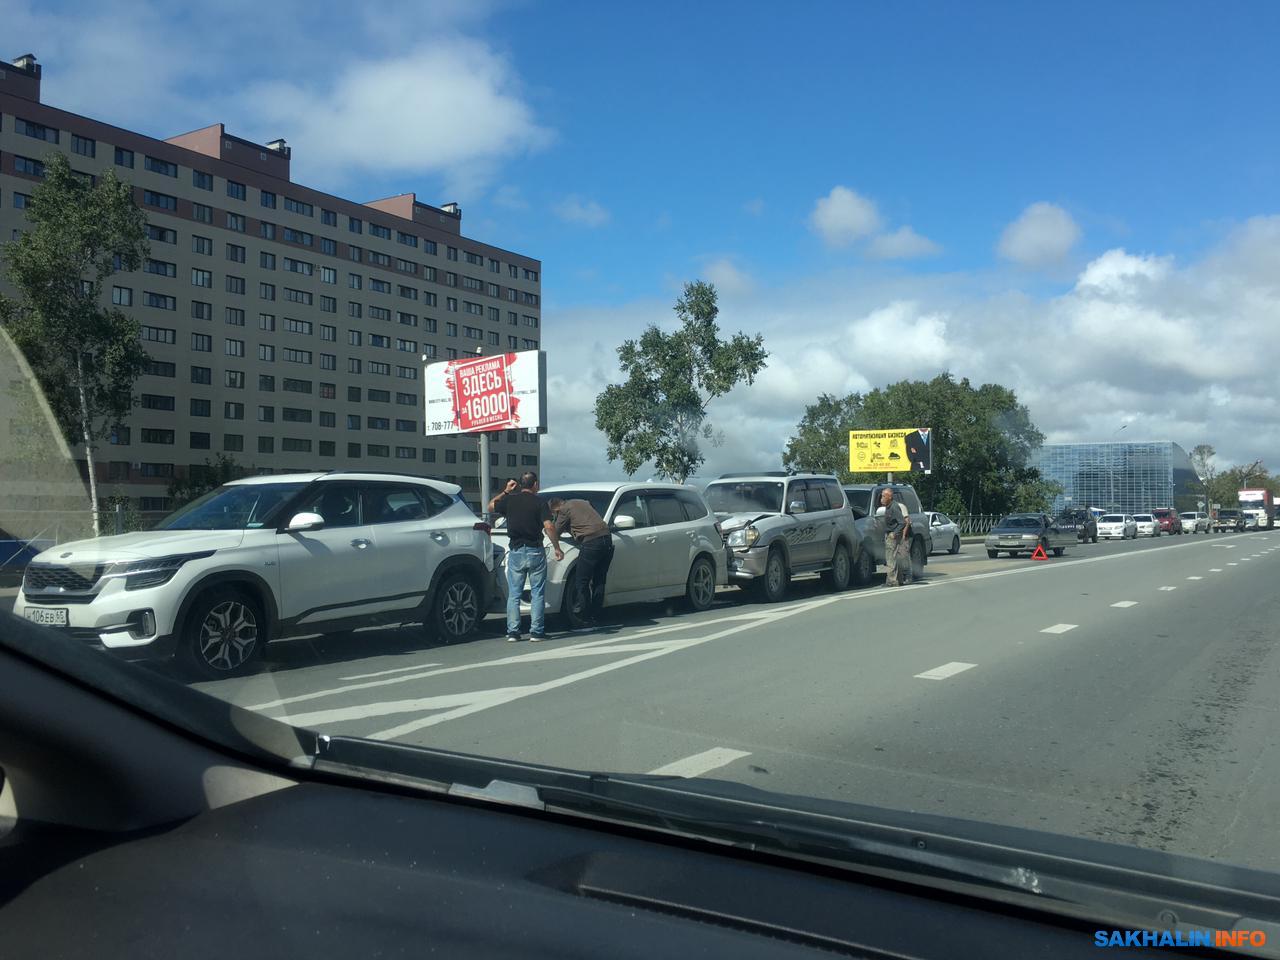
[347,442,362,458]
[319,440,336,456]
[398,312,417,327]
[144,358,176,378]
[14,156,46,177]
[258,436,274,454]
[286,318,313,335]
[447,246,459,262]
[192,170,213,190]
[285,288,312,305]
[16,118,58,142]
[191,333,213,352]
[320,324,336,341]
[145,228,177,248]
[193,202,213,223]
[282,438,311,453]
[192,235,213,256]
[320,411,336,428]
[260,221,276,240]
[227,180,247,200]
[190,268,212,288]
[140,393,176,411]
[259,344,275,362]
[369,334,390,349]
[189,365,212,385]
[349,358,362,374]
[321,237,336,256]
[144,156,178,177]
[283,227,312,246]
[112,286,133,306]
[225,338,245,357]
[191,398,212,417]
[464,326,483,340]
[446,322,458,337]
[369,361,390,376]
[320,353,336,370]
[348,330,362,346]
[423,448,437,463]
[224,434,244,452]
[396,259,417,274]
[367,444,389,458]
[190,432,211,450]
[258,313,276,332]
[507,336,518,349]
[259,190,278,209]
[260,251,276,270]
[347,414,361,429]
[226,307,245,326]
[284,257,313,276]
[283,378,312,394]
[226,243,246,263]
[320,383,337,399]
[368,388,391,403]
[396,446,415,460]
[284,197,313,216]
[109,425,131,446]
[348,273,363,290]
[257,405,275,423]
[369,251,390,268]
[446,348,458,359]
[487,331,499,346]
[507,454,517,467]
[445,449,457,464]
[283,348,312,364]
[447,298,458,313]
[225,369,244,388]
[191,301,213,321]
[395,419,416,432]
[370,278,391,294]
[396,392,416,406]
[259,283,276,300]
[254,376,274,395]
[139,463,175,479]
[349,302,363,319]
[283,407,312,423]
[226,213,246,233]
[321,209,337,226]
[12,192,32,209]
[397,338,417,352]
[370,223,391,240]
[349,245,363,262]
[146,259,177,278]
[321,267,337,284]
[115,147,135,168]
[369,306,391,322]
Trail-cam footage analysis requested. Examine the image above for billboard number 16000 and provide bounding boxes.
[463,392,509,421]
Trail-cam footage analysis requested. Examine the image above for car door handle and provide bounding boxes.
[351,538,371,549]
[645,535,658,543]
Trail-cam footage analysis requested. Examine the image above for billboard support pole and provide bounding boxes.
[479,430,490,520]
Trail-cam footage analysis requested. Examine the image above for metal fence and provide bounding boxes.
[952,514,1006,536]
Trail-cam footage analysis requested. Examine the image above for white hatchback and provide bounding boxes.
[14,472,493,678]
[1179,511,1211,534]
[492,482,728,627]
[1097,514,1137,539]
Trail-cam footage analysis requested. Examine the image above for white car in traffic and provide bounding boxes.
[925,511,962,554]
[1097,514,1137,539]
[492,482,728,627]
[1179,511,1211,534]
[14,472,494,678]
[1132,513,1160,537]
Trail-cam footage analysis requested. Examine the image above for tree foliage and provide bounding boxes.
[783,373,1055,515]
[1190,444,1277,506]
[168,454,252,507]
[0,153,149,534]
[594,281,768,483]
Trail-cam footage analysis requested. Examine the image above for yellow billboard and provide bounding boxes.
[848,428,933,473]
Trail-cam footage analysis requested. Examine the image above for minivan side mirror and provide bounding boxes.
[612,514,637,530]
[788,500,807,514]
[286,511,324,533]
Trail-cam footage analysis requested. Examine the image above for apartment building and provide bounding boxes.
[0,54,542,514]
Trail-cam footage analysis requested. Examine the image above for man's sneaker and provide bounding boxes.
[529,631,548,642]
[506,633,522,642]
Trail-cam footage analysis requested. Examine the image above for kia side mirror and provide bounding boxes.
[613,514,637,530]
[286,511,324,532]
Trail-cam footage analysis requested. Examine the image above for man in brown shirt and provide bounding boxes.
[548,497,613,627]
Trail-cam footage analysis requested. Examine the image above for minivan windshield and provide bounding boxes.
[154,482,307,530]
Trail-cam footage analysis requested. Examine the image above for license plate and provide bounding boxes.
[24,607,68,626]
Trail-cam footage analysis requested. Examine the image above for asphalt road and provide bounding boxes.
[186,529,1280,872]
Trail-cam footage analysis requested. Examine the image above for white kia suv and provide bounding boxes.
[14,472,493,678]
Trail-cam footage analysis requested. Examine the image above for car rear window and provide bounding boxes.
[1101,514,1124,522]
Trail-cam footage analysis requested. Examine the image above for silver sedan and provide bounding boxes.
[926,511,962,554]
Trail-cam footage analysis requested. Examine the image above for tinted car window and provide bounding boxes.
[803,482,828,511]
[613,491,651,529]
[675,489,708,520]
[818,479,844,509]
[648,493,686,527]
[899,486,922,513]
[298,483,362,528]
[361,485,435,524]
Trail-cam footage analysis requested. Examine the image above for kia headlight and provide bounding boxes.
[108,551,215,591]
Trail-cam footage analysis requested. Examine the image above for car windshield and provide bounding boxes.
[703,482,784,514]
[996,516,1040,528]
[6,11,1280,937]
[153,482,307,530]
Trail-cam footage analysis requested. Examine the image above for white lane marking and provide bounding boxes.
[1228,562,1239,566]
[1158,586,1177,591]
[914,661,977,680]
[1040,623,1078,634]
[1209,568,1223,572]
[339,663,441,681]
[1186,576,1203,581]
[648,747,751,778]
[1110,601,1138,608]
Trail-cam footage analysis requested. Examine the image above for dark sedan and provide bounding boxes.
[984,513,1076,558]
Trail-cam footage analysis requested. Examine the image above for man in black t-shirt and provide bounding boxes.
[490,471,561,642]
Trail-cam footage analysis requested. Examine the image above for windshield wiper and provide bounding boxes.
[312,736,1280,945]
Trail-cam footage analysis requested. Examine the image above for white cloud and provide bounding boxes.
[700,257,755,296]
[491,185,529,211]
[539,218,1280,485]
[554,196,611,228]
[867,226,942,260]
[997,202,1082,267]
[743,198,765,216]
[808,186,882,247]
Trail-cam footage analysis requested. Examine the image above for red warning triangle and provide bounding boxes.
[1030,544,1049,561]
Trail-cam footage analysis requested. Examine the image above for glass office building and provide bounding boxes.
[1031,441,1200,515]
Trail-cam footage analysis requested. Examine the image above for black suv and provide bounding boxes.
[1055,508,1099,543]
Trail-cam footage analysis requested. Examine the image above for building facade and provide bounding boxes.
[1031,441,1200,515]
[0,54,541,514]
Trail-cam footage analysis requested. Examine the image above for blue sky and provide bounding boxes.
[8,0,1280,480]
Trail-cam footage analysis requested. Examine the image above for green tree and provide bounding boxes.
[783,373,1049,515]
[0,152,149,536]
[168,453,251,507]
[594,281,768,483]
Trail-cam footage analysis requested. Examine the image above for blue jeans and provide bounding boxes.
[506,545,547,636]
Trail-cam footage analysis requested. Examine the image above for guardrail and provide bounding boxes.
[951,515,1008,536]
